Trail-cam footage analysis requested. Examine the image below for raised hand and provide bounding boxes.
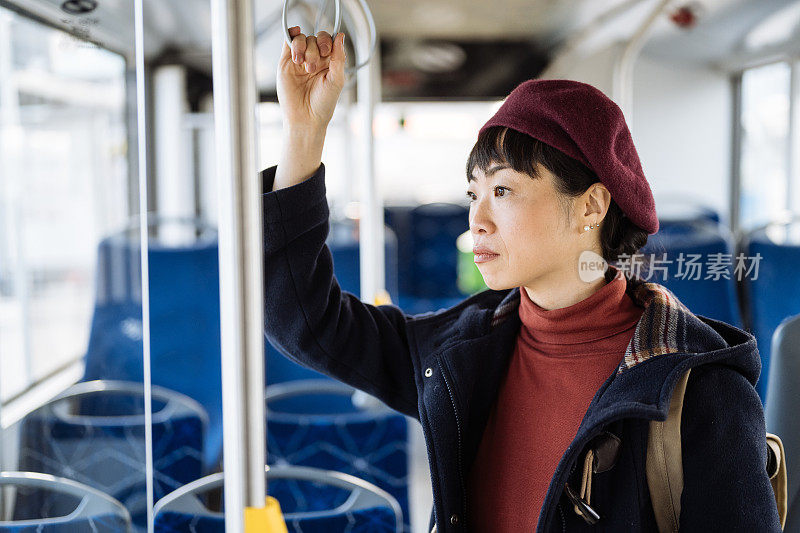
[276,26,347,130]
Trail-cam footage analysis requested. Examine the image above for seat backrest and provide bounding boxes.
[740,222,800,403]
[18,380,206,529]
[152,465,402,532]
[384,205,416,297]
[82,223,224,472]
[409,203,469,299]
[328,218,400,301]
[2,471,131,532]
[654,197,721,227]
[641,219,743,328]
[265,380,410,532]
[765,313,800,528]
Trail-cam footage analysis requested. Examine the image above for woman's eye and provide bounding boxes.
[466,186,508,202]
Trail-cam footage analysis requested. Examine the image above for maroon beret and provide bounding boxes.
[478,78,659,235]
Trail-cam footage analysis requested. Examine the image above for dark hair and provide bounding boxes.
[466,126,649,274]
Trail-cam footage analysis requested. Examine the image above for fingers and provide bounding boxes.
[303,35,321,74]
[327,32,346,87]
[280,26,297,63]
[332,31,345,61]
[289,26,306,64]
[316,30,333,57]
[288,25,303,39]
[283,26,345,78]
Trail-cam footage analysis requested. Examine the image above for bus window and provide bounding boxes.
[0,5,129,410]
[739,61,791,229]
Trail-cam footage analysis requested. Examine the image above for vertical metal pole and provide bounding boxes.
[342,83,354,221]
[198,95,218,226]
[730,72,743,236]
[788,60,799,214]
[153,65,194,244]
[357,41,385,303]
[612,0,673,128]
[132,0,155,531]
[0,5,4,478]
[210,0,265,532]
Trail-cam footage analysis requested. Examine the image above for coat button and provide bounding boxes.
[450,513,459,525]
[425,368,433,377]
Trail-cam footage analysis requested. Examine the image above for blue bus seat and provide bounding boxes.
[152,465,402,532]
[739,220,800,403]
[3,471,131,532]
[17,381,205,531]
[82,223,223,473]
[265,379,411,532]
[641,218,743,328]
[409,203,469,299]
[765,313,800,530]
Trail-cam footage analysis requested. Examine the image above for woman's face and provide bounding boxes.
[467,161,585,291]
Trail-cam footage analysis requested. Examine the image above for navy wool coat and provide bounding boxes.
[261,163,782,533]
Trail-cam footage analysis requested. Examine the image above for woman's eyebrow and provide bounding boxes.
[468,163,511,183]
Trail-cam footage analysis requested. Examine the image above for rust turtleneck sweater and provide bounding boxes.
[467,270,645,531]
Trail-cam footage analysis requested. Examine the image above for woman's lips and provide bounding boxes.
[474,253,499,263]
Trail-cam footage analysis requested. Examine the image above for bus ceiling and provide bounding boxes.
[2,0,799,100]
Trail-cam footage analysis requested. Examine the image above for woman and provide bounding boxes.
[263,27,781,532]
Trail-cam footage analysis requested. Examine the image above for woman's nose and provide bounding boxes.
[469,204,493,233]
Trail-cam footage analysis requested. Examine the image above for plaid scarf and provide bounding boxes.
[490,273,696,375]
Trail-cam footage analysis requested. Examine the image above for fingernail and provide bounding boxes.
[320,45,328,55]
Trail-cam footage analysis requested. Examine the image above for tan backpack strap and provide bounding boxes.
[646,367,691,533]
[766,433,788,529]
[573,448,595,516]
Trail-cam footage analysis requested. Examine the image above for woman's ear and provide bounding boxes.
[585,184,612,222]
